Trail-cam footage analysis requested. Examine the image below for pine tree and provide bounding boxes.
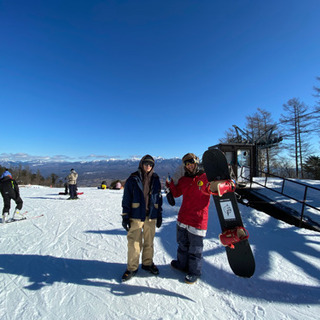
[245,108,280,173]
[280,98,314,178]
[303,155,320,179]
[312,77,320,136]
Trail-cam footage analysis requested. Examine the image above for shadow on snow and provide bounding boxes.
[85,200,320,304]
[158,201,320,305]
[0,253,193,302]
[3,199,319,304]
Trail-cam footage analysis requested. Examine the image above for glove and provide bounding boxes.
[209,181,220,193]
[156,214,162,228]
[122,215,130,231]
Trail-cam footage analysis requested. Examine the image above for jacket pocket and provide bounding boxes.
[132,203,140,209]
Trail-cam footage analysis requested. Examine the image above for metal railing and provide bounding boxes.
[238,166,320,226]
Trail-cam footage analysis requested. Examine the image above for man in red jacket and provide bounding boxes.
[166,153,211,284]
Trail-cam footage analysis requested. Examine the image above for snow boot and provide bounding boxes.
[121,269,138,282]
[185,273,199,284]
[12,209,24,221]
[2,212,8,224]
[219,227,249,249]
[142,263,159,275]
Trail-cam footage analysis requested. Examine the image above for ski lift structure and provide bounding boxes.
[208,125,282,186]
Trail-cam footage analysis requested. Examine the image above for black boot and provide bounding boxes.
[142,263,159,275]
[121,269,138,282]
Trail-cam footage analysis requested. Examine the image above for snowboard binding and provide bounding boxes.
[208,179,236,197]
[219,226,249,249]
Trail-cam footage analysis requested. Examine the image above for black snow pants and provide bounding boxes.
[176,225,204,277]
[0,179,23,214]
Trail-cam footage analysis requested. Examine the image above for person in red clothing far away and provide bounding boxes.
[166,152,212,284]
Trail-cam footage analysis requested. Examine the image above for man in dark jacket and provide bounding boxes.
[0,169,23,223]
[121,155,163,282]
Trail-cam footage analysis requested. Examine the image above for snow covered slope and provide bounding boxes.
[0,186,319,320]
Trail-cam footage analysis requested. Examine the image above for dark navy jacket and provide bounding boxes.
[122,170,162,220]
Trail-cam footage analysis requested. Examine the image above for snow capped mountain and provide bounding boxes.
[0,158,182,186]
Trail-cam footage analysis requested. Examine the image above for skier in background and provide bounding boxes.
[101,181,108,189]
[0,169,24,223]
[114,181,122,190]
[121,155,163,282]
[67,169,78,200]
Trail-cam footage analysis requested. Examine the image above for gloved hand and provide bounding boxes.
[122,215,130,231]
[209,181,220,193]
[156,214,162,228]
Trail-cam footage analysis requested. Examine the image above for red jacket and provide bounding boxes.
[168,172,211,230]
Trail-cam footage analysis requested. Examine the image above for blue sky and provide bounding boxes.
[1,0,319,162]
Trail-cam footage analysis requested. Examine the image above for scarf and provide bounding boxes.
[142,169,153,214]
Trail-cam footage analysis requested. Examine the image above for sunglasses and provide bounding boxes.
[143,161,154,167]
[184,158,196,166]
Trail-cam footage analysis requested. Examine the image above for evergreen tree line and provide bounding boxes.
[220,77,320,179]
[0,165,63,187]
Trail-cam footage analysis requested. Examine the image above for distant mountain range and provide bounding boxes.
[1,158,182,186]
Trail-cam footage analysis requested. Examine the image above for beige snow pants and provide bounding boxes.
[127,218,156,271]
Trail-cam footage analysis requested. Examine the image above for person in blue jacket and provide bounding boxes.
[121,155,163,282]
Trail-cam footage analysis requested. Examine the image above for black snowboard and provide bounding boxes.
[202,148,255,278]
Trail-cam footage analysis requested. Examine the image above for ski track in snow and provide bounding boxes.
[0,186,320,320]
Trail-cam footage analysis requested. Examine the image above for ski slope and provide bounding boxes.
[0,186,319,320]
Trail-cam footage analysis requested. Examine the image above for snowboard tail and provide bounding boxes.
[202,149,255,278]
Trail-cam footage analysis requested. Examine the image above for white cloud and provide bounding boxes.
[79,154,121,160]
[0,153,73,162]
[0,153,123,162]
